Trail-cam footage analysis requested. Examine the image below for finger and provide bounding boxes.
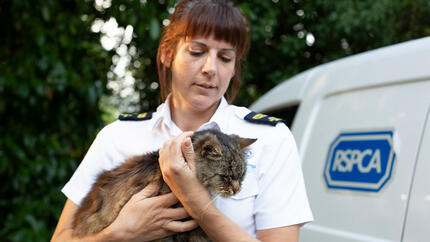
[163,219,199,233]
[155,192,180,207]
[180,131,194,138]
[170,132,193,156]
[134,181,161,201]
[159,140,171,165]
[181,137,196,169]
[165,207,191,220]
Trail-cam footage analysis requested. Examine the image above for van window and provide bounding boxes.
[265,104,299,128]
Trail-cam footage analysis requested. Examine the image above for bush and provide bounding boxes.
[0,0,111,240]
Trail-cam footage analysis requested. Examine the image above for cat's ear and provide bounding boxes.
[237,137,257,149]
[200,134,222,157]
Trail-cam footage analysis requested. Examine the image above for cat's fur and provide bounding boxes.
[72,129,256,241]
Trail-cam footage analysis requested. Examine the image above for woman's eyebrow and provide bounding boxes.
[189,40,235,52]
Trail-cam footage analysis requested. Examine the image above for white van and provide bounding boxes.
[249,37,430,242]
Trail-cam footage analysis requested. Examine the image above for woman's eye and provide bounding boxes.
[189,50,203,57]
[220,56,232,63]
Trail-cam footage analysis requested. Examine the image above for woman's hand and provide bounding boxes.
[104,182,198,241]
[51,183,197,242]
[158,132,212,219]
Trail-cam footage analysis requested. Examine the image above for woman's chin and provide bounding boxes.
[189,95,220,111]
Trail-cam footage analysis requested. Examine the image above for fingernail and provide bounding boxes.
[185,138,192,147]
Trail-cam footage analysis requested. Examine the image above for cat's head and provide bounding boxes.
[191,129,256,197]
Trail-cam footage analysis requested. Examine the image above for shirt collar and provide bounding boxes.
[200,96,229,131]
[151,95,230,136]
[151,95,181,137]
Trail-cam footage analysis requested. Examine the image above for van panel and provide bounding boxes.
[251,37,430,158]
[402,106,430,242]
[300,81,430,241]
[250,37,430,241]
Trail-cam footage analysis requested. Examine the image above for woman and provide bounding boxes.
[51,0,313,241]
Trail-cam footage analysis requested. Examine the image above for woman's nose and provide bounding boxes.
[202,52,216,78]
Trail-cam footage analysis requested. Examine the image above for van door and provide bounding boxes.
[299,80,430,242]
[402,107,430,242]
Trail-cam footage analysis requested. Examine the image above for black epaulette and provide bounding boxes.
[118,111,153,121]
[244,111,286,126]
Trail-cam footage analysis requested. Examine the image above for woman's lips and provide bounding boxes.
[195,83,217,90]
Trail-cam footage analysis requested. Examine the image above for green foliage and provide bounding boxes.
[234,0,430,106]
[96,0,177,112]
[1,0,429,241]
[0,0,111,241]
[98,0,430,109]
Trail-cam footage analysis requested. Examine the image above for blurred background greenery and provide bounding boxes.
[1,0,429,241]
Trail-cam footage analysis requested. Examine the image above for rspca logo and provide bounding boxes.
[324,131,396,192]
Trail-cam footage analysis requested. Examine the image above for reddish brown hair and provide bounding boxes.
[156,0,249,104]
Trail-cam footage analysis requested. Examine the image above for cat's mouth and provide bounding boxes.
[216,180,241,197]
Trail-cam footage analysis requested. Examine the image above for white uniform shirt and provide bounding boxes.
[62,97,313,236]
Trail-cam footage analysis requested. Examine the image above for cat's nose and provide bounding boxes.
[232,181,241,194]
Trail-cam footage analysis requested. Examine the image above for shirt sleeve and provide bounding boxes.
[254,124,313,230]
[61,126,117,206]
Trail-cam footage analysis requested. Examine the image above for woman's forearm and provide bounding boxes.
[183,197,259,242]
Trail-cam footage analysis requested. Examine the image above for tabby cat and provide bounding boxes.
[72,129,256,241]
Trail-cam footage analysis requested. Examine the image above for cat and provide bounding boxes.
[72,129,256,241]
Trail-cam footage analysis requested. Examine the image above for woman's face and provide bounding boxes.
[169,36,236,112]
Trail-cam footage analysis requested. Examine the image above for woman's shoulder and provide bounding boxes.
[227,105,293,141]
[97,111,156,139]
[91,111,162,156]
